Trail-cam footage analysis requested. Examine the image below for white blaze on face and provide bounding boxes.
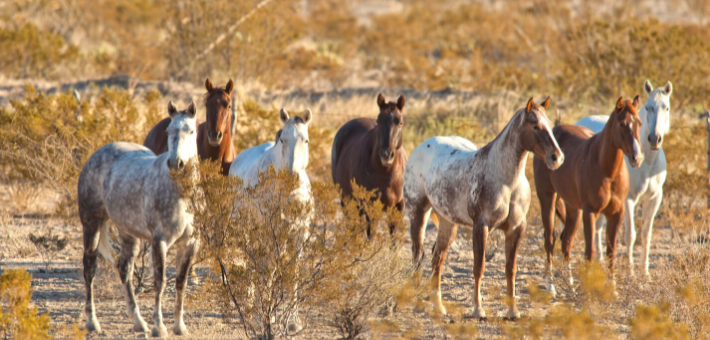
[167,113,198,166]
[540,117,561,152]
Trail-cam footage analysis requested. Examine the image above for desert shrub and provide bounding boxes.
[0,23,79,79]
[0,269,51,340]
[0,85,161,221]
[177,159,411,339]
[28,230,68,270]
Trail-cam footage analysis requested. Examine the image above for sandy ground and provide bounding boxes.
[0,206,678,339]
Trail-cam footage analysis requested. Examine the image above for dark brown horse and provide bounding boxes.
[533,96,644,296]
[331,93,407,235]
[144,78,236,174]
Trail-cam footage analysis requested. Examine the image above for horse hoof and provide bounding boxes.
[173,322,188,336]
[134,320,149,332]
[86,319,102,333]
[546,283,557,297]
[505,309,521,320]
[433,303,447,316]
[152,325,168,338]
[472,307,486,320]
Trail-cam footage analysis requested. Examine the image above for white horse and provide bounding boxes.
[228,107,313,332]
[78,101,199,337]
[574,80,671,277]
[406,98,564,319]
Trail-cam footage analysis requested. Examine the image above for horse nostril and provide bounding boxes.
[551,154,558,162]
[648,135,651,143]
[217,131,223,139]
[658,136,662,143]
[177,160,184,170]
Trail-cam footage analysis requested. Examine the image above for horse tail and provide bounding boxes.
[98,223,115,266]
[430,212,439,229]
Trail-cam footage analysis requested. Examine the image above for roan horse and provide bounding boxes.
[228,107,313,332]
[570,80,671,277]
[331,93,407,235]
[79,101,199,337]
[144,78,236,174]
[406,97,564,319]
[534,96,644,296]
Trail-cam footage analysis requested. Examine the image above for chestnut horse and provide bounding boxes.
[534,96,644,296]
[144,78,236,174]
[331,93,407,235]
[406,97,564,319]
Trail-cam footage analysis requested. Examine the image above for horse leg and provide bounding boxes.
[81,218,105,332]
[173,237,198,336]
[537,190,557,295]
[622,197,637,276]
[471,220,489,319]
[640,192,661,278]
[151,237,168,338]
[579,207,598,262]
[605,210,623,287]
[504,221,526,319]
[430,218,457,315]
[118,235,149,332]
[408,196,432,267]
[595,216,605,261]
[561,208,581,286]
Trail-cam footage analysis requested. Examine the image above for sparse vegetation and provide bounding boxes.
[28,230,68,271]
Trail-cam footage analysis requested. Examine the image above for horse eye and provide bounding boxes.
[280,138,284,144]
[190,130,195,135]
[305,140,309,144]
[533,125,540,130]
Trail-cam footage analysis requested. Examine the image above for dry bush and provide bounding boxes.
[177,160,414,339]
[0,23,80,79]
[28,230,68,271]
[0,269,51,340]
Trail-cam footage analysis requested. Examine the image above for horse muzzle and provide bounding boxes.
[379,149,395,166]
[629,152,644,168]
[207,130,223,146]
[545,151,564,170]
[647,134,663,150]
[167,158,186,171]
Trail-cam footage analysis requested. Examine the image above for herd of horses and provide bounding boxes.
[77,78,672,336]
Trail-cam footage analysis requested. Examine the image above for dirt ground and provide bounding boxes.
[0,205,678,339]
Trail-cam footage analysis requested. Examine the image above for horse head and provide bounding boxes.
[642,80,672,150]
[278,108,313,173]
[203,78,234,147]
[166,100,198,171]
[520,97,564,170]
[375,93,405,167]
[612,96,644,168]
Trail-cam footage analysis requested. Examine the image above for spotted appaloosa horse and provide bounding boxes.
[331,93,407,235]
[406,97,564,319]
[534,96,644,296]
[570,80,671,277]
[79,101,199,337]
[144,78,236,174]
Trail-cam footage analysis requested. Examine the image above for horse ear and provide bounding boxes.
[664,81,673,96]
[525,97,534,114]
[225,79,234,95]
[302,108,313,125]
[168,101,178,118]
[377,93,386,109]
[632,95,641,110]
[644,80,653,95]
[396,95,405,112]
[615,96,625,110]
[279,108,289,125]
[187,101,197,118]
[541,96,551,110]
[205,78,214,92]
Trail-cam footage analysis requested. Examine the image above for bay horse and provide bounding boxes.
[331,93,407,235]
[144,78,236,174]
[405,97,564,319]
[228,107,313,332]
[534,96,644,296]
[79,101,199,337]
[570,80,671,277]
